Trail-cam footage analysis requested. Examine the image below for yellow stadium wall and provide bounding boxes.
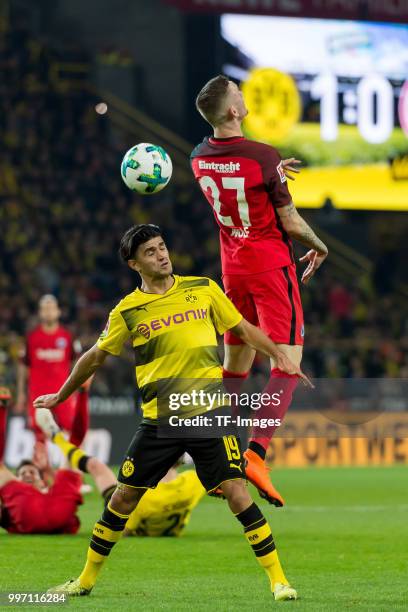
[266,412,408,467]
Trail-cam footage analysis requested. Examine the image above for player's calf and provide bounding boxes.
[73,485,145,592]
[221,478,297,601]
[48,485,146,595]
[220,477,252,514]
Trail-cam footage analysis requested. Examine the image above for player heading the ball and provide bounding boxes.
[191,75,328,505]
[34,224,312,601]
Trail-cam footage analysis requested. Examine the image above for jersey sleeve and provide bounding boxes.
[208,279,243,335]
[96,306,131,356]
[263,147,292,208]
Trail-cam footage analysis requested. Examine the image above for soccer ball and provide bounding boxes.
[121,143,173,194]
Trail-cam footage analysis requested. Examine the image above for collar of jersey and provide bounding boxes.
[208,136,245,145]
[136,274,179,297]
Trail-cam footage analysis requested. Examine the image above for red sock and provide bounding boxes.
[0,406,7,462]
[69,391,89,447]
[222,368,249,391]
[249,368,298,453]
[222,368,249,417]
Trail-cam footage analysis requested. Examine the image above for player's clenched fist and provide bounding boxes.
[33,393,60,410]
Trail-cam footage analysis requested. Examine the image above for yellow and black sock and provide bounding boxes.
[235,502,288,589]
[52,431,89,472]
[79,502,129,590]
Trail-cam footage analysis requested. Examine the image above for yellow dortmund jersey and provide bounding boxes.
[125,470,205,537]
[97,275,242,420]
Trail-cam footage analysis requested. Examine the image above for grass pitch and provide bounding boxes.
[1,466,407,611]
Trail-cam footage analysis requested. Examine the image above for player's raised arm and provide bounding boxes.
[277,202,328,284]
[33,344,108,410]
[231,319,313,387]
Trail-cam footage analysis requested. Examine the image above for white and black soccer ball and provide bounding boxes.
[121,143,173,194]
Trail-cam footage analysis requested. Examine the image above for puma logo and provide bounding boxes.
[230,462,242,473]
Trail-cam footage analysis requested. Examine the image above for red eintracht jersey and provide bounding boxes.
[191,136,294,275]
[23,326,78,404]
[0,470,82,534]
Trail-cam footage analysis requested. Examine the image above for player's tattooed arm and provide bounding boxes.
[279,203,327,252]
[33,344,108,410]
[277,201,328,284]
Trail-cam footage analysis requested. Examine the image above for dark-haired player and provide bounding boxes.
[0,405,202,538]
[191,75,328,504]
[0,457,82,535]
[34,224,311,600]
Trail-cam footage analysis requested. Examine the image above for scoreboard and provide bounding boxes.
[221,15,408,210]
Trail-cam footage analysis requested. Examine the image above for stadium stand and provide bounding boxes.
[0,20,407,404]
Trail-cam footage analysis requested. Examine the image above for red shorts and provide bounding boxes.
[223,264,304,346]
[0,470,82,534]
[28,395,77,439]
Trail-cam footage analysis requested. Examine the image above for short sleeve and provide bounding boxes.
[263,147,292,208]
[97,307,131,356]
[208,279,243,335]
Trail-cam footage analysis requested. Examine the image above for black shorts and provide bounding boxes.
[117,424,246,493]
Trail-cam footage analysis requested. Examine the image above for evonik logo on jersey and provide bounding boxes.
[137,308,208,339]
[198,160,240,173]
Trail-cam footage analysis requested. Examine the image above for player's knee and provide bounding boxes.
[221,479,252,513]
[110,484,144,515]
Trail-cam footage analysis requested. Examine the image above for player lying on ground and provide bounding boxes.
[0,411,115,534]
[34,410,206,539]
[192,75,328,504]
[123,461,205,537]
[34,224,312,600]
[0,405,203,537]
